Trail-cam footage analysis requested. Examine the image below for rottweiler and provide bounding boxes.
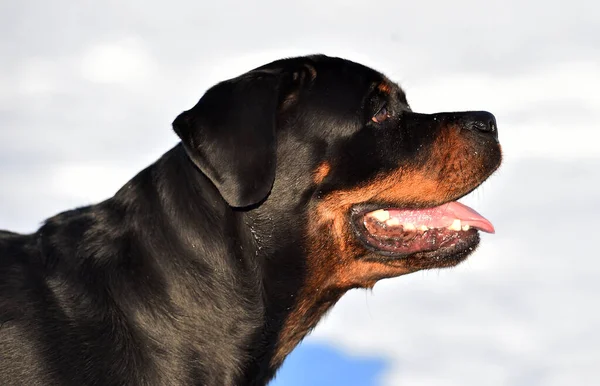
[0,55,501,386]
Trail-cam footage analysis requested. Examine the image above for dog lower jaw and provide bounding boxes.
[362,232,481,270]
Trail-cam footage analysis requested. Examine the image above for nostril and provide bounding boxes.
[485,114,498,133]
[468,111,498,139]
[486,116,497,133]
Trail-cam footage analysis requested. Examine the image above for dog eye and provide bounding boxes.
[372,105,389,123]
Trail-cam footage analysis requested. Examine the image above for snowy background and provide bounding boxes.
[1,1,599,385]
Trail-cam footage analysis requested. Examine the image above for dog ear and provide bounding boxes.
[173,70,284,208]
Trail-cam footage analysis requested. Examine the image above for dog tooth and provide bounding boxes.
[386,217,401,226]
[448,219,462,231]
[404,223,416,231]
[420,225,429,231]
[370,209,390,222]
[462,225,470,231]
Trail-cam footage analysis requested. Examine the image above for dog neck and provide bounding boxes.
[238,195,350,383]
[104,145,340,384]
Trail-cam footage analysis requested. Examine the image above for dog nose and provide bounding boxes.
[464,111,498,140]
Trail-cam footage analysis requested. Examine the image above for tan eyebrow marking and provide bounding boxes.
[377,82,392,94]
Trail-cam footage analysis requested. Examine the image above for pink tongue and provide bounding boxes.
[387,202,495,233]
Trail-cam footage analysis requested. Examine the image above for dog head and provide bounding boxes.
[173,54,502,370]
[173,54,500,269]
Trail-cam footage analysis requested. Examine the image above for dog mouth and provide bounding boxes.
[351,201,494,258]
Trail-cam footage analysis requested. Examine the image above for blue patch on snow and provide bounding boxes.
[269,342,387,386]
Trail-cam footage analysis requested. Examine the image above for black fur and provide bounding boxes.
[0,55,501,386]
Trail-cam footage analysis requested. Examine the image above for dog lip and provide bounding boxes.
[350,212,481,259]
[348,198,492,259]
